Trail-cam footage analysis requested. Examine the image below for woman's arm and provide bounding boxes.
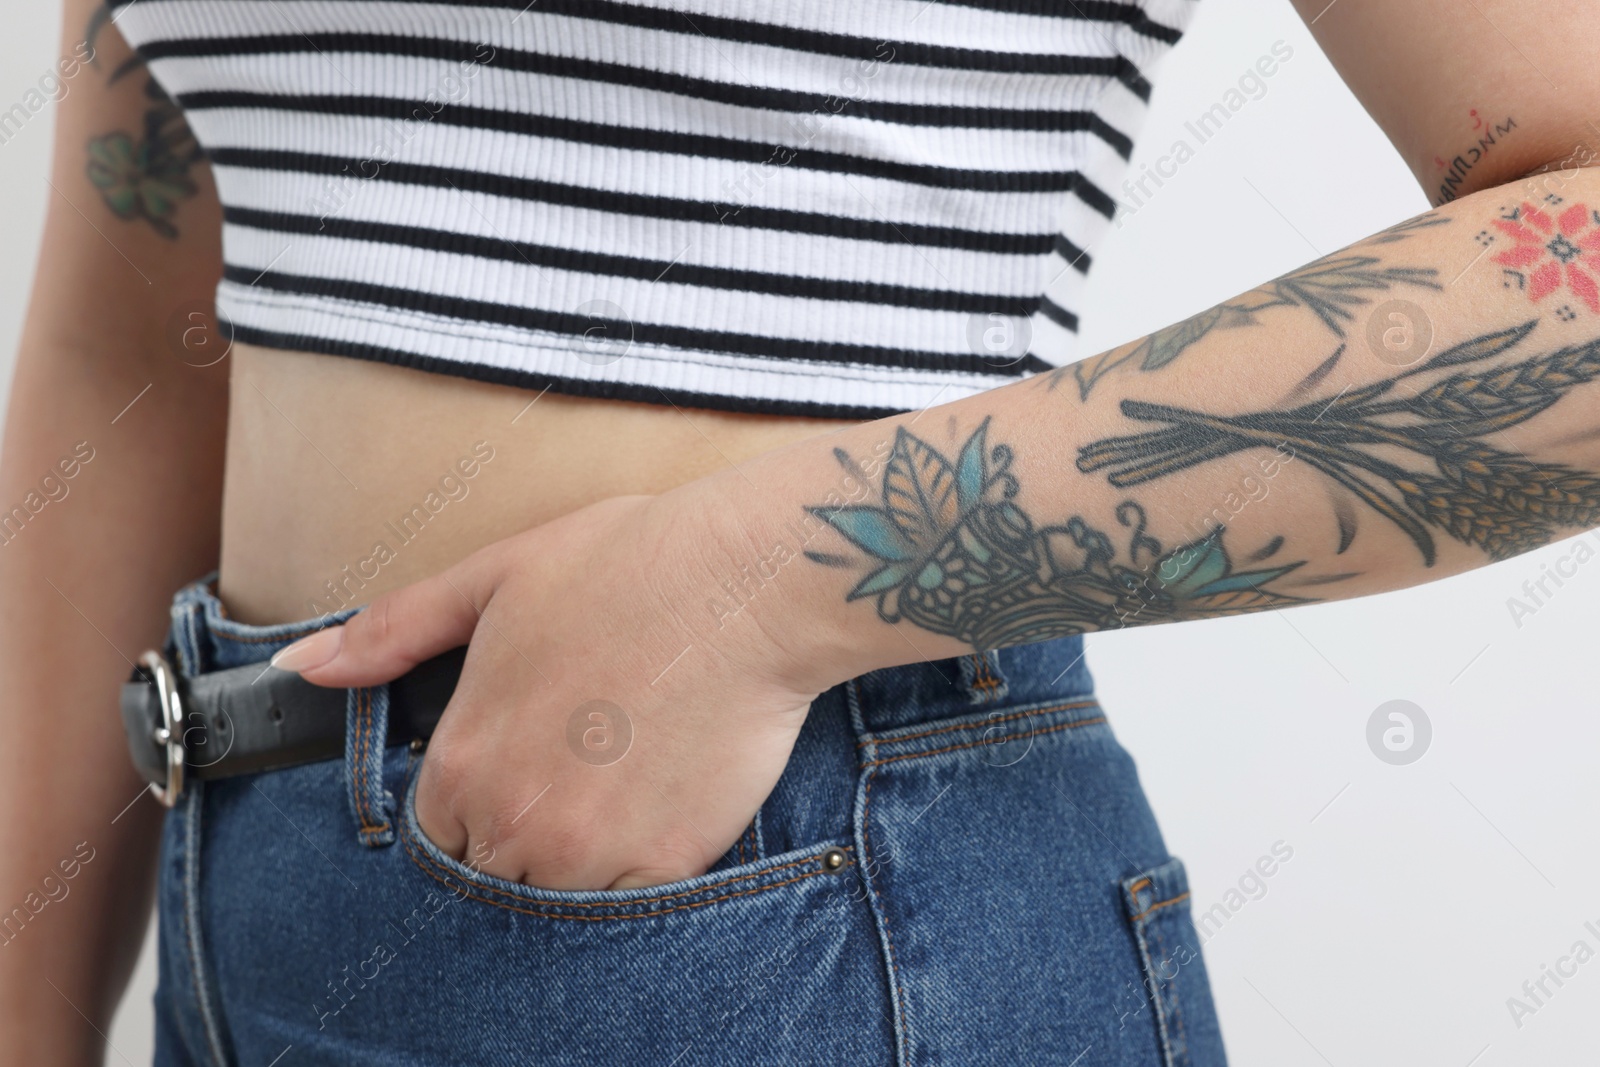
[717,168,1600,676]
[710,0,1600,674]
[0,1,226,1061]
[280,0,1600,894]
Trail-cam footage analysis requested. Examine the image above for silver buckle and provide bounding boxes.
[139,650,186,808]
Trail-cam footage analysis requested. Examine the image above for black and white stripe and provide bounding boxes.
[113,0,1197,417]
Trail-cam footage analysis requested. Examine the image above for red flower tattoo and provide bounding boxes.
[1493,202,1600,312]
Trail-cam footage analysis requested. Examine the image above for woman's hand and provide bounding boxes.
[270,489,827,891]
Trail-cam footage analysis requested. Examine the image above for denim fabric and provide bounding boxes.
[151,577,1226,1066]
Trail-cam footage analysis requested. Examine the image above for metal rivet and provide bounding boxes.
[409,738,425,754]
[821,848,848,872]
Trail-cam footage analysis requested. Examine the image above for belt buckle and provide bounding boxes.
[139,650,186,807]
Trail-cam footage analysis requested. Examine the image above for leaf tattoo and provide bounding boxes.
[82,2,202,238]
[1057,239,1446,400]
[808,421,1311,650]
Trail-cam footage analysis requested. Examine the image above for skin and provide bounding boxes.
[5,0,1600,1060]
[292,172,1600,891]
[0,0,227,1058]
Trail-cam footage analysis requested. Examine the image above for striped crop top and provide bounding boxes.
[111,0,1198,418]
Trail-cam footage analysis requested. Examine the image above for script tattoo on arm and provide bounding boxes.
[82,1,202,238]
[805,215,1600,651]
[1059,214,1450,400]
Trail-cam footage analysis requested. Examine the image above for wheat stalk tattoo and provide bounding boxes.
[1080,321,1600,564]
[807,319,1600,649]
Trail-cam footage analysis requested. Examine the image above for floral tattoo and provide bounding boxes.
[806,217,1600,650]
[82,2,202,238]
[1056,216,1447,400]
[805,421,1312,650]
[1488,200,1600,315]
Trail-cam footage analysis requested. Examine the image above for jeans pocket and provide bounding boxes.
[398,753,855,922]
[1121,857,1228,1067]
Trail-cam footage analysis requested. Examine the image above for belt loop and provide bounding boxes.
[958,650,1009,705]
[169,582,211,679]
[346,684,395,847]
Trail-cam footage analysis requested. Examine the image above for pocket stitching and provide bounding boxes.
[399,815,850,921]
[863,714,1107,768]
[1129,890,1191,924]
[399,767,854,917]
[855,698,1100,749]
[1125,861,1199,1067]
[354,688,387,835]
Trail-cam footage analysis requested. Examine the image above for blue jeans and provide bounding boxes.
[152,577,1226,1066]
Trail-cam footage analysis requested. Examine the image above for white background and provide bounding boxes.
[1,1,1596,1064]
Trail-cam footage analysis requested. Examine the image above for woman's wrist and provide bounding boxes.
[681,417,971,694]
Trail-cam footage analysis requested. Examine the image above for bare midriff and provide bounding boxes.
[216,343,858,624]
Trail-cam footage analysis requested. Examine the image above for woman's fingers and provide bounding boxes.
[272,548,500,687]
[412,758,471,861]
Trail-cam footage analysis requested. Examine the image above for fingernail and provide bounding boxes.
[270,626,344,672]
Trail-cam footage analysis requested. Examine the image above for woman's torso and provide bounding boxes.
[106,0,1199,621]
[218,342,855,622]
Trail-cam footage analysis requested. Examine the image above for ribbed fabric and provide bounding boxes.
[112,0,1198,418]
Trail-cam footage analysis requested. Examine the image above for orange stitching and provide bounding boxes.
[1128,877,1152,896]
[354,688,386,833]
[407,848,829,921]
[969,654,1002,694]
[855,699,1099,748]
[973,654,1004,692]
[1129,891,1191,924]
[403,811,850,910]
[355,688,369,828]
[399,817,847,920]
[865,717,1107,767]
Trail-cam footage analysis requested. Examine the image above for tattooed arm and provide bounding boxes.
[698,170,1600,673]
[289,168,1600,902]
[0,1,223,1061]
[273,2,1600,898]
[684,0,1600,670]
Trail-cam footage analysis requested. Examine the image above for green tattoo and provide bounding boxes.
[807,316,1600,649]
[805,421,1312,650]
[82,3,201,238]
[1058,217,1447,400]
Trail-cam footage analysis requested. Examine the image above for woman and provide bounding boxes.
[3,0,1597,1062]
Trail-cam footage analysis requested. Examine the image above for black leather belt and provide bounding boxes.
[120,646,467,806]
